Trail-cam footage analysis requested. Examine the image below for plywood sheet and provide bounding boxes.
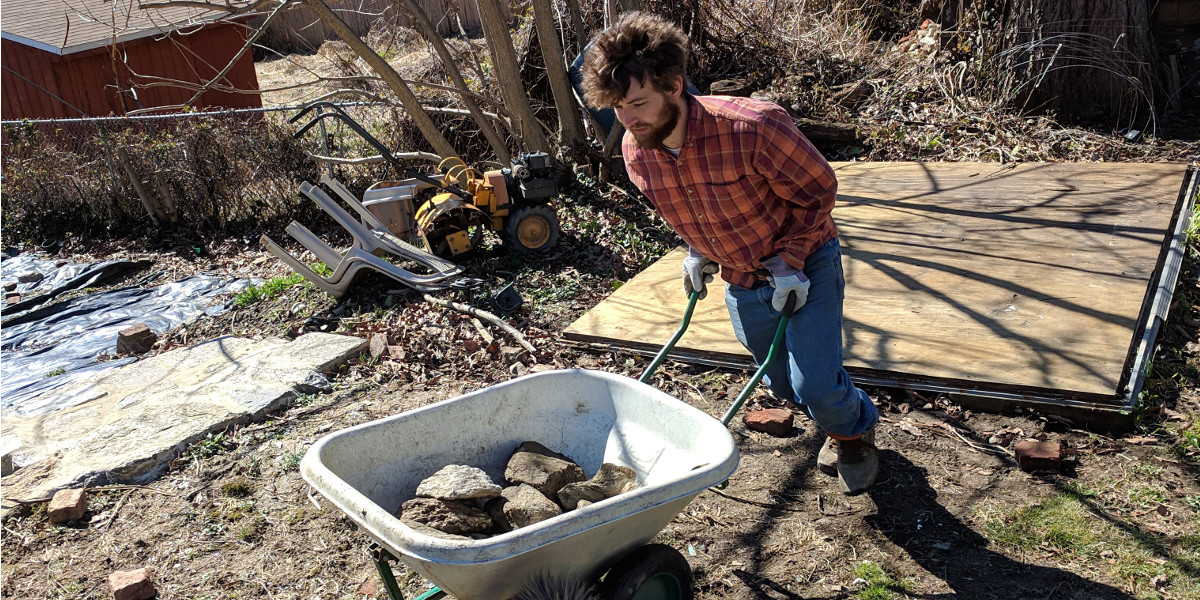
[564,162,1189,401]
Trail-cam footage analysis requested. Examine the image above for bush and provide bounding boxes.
[1,110,322,244]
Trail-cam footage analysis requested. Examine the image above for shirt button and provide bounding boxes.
[710,238,716,243]
[698,214,705,220]
[686,188,694,195]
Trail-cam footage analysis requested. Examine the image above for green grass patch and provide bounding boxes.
[184,432,232,461]
[221,476,254,498]
[233,273,306,308]
[277,451,304,472]
[850,561,908,600]
[979,491,1200,599]
[1174,416,1200,463]
[42,367,66,378]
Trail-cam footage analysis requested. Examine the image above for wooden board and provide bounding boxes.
[564,162,1190,403]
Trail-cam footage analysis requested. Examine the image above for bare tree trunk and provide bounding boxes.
[475,0,551,153]
[400,0,512,163]
[300,0,458,158]
[532,0,585,149]
[563,0,586,55]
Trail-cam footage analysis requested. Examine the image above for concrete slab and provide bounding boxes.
[0,332,367,503]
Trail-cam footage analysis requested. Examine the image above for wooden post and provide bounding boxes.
[300,0,458,159]
[401,0,512,163]
[532,0,586,149]
[151,171,180,225]
[475,0,551,153]
[116,147,162,227]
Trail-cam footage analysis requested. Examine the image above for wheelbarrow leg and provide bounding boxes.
[370,543,446,600]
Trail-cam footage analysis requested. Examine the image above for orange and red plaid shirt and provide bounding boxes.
[623,95,839,288]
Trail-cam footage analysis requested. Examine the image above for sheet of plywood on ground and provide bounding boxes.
[564,162,1187,400]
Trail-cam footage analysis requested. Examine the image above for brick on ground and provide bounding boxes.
[117,323,157,354]
[47,488,87,524]
[1014,440,1062,472]
[744,408,795,436]
[109,568,157,600]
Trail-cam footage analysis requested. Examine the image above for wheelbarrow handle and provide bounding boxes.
[720,293,798,426]
[637,291,701,383]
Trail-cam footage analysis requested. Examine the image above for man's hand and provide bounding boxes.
[763,256,809,315]
[682,248,719,299]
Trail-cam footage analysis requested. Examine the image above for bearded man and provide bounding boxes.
[581,11,880,494]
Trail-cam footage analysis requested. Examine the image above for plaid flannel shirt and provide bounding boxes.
[623,95,839,288]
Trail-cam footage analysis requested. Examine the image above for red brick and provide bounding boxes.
[743,408,795,436]
[117,323,157,355]
[1014,440,1062,472]
[47,488,87,524]
[109,568,156,600]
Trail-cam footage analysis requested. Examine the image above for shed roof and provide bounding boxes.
[1,0,224,56]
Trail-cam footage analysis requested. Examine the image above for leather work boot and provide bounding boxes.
[817,437,838,476]
[817,426,874,476]
[835,427,878,495]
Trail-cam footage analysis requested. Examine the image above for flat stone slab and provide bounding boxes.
[0,332,367,503]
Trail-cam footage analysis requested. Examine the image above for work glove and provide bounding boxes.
[763,255,809,315]
[682,248,719,299]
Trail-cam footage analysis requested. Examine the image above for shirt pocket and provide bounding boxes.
[699,176,781,245]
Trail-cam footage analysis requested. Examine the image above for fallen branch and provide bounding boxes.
[422,294,536,355]
[705,487,806,512]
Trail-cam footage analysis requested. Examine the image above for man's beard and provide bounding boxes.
[631,98,681,150]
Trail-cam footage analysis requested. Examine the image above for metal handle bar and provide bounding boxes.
[289,102,472,200]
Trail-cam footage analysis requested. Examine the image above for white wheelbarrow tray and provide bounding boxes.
[300,369,739,600]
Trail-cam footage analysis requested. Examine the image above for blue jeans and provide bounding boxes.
[725,238,877,438]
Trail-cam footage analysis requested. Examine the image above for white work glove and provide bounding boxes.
[682,248,719,299]
[763,255,809,315]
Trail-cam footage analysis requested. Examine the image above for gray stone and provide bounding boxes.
[398,497,493,535]
[557,463,637,510]
[1,436,19,477]
[505,441,585,499]
[416,464,502,501]
[116,323,157,355]
[369,333,388,359]
[17,271,43,283]
[399,518,473,541]
[296,372,332,394]
[0,332,367,506]
[486,484,562,531]
[709,78,753,96]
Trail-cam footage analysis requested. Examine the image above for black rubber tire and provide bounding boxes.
[599,544,694,600]
[503,204,560,254]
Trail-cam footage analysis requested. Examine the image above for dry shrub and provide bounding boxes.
[1,112,321,244]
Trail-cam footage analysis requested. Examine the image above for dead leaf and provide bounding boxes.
[1156,504,1171,517]
[897,419,923,437]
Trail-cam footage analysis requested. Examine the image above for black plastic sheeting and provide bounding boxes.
[1,255,254,416]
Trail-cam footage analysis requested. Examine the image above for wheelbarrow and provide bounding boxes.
[300,292,797,599]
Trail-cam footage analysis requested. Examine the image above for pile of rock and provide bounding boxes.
[397,441,637,539]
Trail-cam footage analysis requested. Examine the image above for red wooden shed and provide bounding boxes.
[1,0,261,119]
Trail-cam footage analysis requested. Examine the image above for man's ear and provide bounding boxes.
[668,75,685,99]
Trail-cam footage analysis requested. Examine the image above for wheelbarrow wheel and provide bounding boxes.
[599,544,693,600]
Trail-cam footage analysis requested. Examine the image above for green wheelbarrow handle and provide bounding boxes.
[638,291,798,426]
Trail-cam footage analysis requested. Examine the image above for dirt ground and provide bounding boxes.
[4,16,1200,598]
[2,178,1199,600]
